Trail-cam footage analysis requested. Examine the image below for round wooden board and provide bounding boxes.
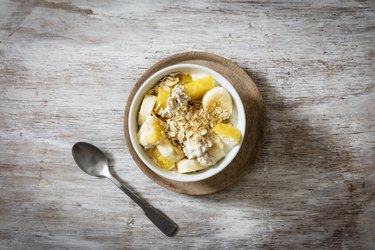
[124,52,266,195]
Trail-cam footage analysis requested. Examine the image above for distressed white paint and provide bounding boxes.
[0,0,374,249]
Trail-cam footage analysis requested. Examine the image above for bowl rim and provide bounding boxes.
[128,63,246,182]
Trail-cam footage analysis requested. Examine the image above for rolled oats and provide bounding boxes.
[142,71,235,169]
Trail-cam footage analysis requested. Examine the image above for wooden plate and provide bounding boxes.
[124,52,266,195]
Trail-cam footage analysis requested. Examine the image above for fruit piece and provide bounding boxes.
[137,116,163,148]
[157,138,185,162]
[154,87,170,113]
[177,159,206,174]
[180,73,192,84]
[208,135,226,164]
[138,95,157,126]
[202,87,233,119]
[212,123,241,152]
[150,147,175,170]
[184,75,215,100]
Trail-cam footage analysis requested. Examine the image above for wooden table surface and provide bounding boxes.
[1,0,374,249]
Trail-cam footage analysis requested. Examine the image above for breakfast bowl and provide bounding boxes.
[128,64,246,182]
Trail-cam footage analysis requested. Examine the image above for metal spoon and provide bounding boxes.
[72,142,178,237]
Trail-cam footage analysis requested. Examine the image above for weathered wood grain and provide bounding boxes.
[0,0,374,249]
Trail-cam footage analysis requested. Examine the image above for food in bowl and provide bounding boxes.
[137,71,242,174]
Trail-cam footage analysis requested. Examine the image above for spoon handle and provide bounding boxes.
[144,205,179,237]
[108,175,178,236]
[109,175,148,208]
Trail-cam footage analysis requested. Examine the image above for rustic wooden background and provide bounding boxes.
[1,0,374,249]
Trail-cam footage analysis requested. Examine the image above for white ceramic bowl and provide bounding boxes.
[129,64,246,182]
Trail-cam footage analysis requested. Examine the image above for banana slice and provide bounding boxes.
[138,95,157,126]
[212,123,241,152]
[150,147,175,170]
[202,87,233,119]
[177,159,206,174]
[157,138,184,162]
[137,116,163,148]
[208,135,226,164]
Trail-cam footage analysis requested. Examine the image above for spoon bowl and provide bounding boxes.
[72,142,110,177]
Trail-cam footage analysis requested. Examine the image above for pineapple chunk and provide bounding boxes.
[184,76,215,100]
[212,123,241,152]
[180,73,192,84]
[154,87,170,113]
[137,116,163,148]
[150,147,175,170]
